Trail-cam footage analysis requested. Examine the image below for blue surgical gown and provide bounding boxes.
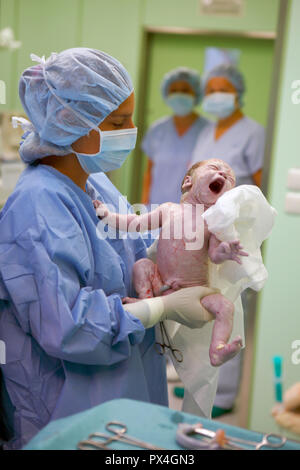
[142,116,210,204]
[0,164,168,449]
[190,116,265,186]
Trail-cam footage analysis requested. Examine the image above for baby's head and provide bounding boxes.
[181,159,235,205]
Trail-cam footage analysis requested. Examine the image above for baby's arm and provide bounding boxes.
[208,233,248,265]
[93,200,172,232]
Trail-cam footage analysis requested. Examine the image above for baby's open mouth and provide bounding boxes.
[209,177,225,194]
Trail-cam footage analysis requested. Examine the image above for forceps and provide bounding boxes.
[77,421,165,450]
[155,321,183,363]
[229,432,287,450]
[192,425,286,450]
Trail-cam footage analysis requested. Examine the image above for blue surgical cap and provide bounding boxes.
[18,48,133,163]
[161,67,203,106]
[203,64,246,107]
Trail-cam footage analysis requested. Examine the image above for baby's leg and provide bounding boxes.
[201,294,242,367]
[132,258,164,299]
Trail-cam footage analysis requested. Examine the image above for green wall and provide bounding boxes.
[249,0,300,437]
[144,0,279,32]
[0,0,279,198]
[137,32,274,198]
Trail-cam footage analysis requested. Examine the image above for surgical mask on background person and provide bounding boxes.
[166,93,195,117]
[71,127,137,174]
[202,92,236,119]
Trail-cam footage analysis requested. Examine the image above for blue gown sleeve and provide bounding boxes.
[0,189,145,366]
[244,124,265,175]
[141,118,167,161]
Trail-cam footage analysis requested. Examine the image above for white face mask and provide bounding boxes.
[71,127,137,174]
[165,93,195,116]
[202,92,236,118]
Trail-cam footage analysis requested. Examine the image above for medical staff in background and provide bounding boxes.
[190,64,265,186]
[0,48,217,449]
[190,64,266,418]
[141,67,211,205]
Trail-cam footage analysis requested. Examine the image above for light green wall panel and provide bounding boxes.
[80,0,145,196]
[0,0,19,110]
[249,0,300,437]
[144,0,279,32]
[81,0,143,85]
[12,0,82,110]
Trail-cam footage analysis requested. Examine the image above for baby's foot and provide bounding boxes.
[209,336,243,367]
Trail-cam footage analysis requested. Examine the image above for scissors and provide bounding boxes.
[77,421,165,450]
[155,321,183,363]
[191,425,286,450]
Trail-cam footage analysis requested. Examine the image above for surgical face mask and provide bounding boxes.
[202,92,236,119]
[71,127,137,174]
[165,93,195,116]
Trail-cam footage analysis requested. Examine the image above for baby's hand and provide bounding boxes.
[215,240,248,265]
[93,200,109,219]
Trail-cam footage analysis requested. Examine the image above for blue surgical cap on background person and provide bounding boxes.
[18,48,133,164]
[161,67,203,106]
[203,64,246,107]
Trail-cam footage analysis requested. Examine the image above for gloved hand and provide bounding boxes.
[124,286,218,329]
[272,383,300,435]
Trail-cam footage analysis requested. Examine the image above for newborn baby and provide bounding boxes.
[94,159,247,366]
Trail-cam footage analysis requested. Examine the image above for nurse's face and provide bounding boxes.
[72,92,135,154]
[100,92,135,131]
[168,80,195,97]
[205,77,239,108]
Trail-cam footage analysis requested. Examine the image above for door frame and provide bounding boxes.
[131,0,289,429]
[132,26,277,204]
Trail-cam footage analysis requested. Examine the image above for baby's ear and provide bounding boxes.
[181,175,193,192]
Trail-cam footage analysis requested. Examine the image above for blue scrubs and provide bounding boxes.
[142,116,210,204]
[0,165,168,449]
[190,116,265,186]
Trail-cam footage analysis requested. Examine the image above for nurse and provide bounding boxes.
[190,64,265,187]
[0,48,216,449]
[141,67,211,205]
[190,64,265,417]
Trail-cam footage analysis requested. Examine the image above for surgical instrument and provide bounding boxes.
[187,424,286,450]
[77,421,166,450]
[155,321,183,363]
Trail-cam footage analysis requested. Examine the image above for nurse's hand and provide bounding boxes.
[272,383,300,435]
[162,286,218,327]
[124,286,219,329]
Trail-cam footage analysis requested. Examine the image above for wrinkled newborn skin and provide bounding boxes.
[95,159,246,366]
